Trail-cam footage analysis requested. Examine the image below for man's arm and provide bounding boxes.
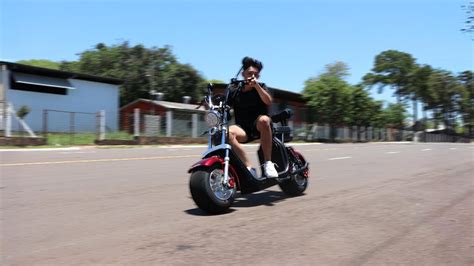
[255,83,273,106]
[247,77,272,105]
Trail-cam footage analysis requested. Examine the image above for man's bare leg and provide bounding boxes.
[256,115,278,178]
[256,115,272,161]
[228,125,251,167]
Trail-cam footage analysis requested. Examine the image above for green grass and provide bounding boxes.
[103,131,135,140]
[0,145,69,149]
[45,131,135,146]
[46,133,96,145]
[4,131,210,147]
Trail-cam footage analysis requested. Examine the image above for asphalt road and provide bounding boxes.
[1,142,473,265]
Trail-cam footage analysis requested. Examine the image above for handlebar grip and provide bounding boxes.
[230,78,248,85]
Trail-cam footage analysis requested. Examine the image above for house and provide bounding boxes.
[120,98,208,137]
[0,61,122,134]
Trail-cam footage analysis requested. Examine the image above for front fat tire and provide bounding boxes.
[189,167,235,214]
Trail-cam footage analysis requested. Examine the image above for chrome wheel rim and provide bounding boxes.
[291,162,307,187]
[209,169,235,201]
[294,174,307,187]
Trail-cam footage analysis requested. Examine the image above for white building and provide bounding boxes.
[0,61,122,134]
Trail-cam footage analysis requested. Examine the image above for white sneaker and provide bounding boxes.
[264,161,278,178]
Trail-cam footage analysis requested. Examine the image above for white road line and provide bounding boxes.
[449,148,457,150]
[59,151,97,154]
[421,149,432,151]
[328,156,352,160]
[386,151,401,154]
[1,154,201,167]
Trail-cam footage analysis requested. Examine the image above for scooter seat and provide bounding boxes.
[271,109,292,124]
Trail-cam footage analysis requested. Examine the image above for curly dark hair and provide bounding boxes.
[242,56,263,72]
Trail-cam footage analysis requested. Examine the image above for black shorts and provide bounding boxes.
[236,119,261,144]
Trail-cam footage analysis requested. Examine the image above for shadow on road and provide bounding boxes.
[184,208,236,216]
[233,190,288,208]
[184,190,288,216]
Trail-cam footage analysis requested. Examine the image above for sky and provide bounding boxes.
[1,0,472,106]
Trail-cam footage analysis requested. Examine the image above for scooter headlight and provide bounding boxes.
[206,110,221,127]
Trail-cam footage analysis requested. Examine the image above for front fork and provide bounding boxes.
[221,109,232,188]
[223,148,232,187]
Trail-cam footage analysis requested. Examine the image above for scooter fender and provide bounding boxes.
[188,155,241,189]
[288,147,310,177]
[188,156,224,173]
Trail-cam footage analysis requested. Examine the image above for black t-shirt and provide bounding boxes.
[229,83,270,127]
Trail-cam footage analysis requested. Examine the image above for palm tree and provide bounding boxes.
[426,69,463,133]
[363,50,417,103]
[407,64,433,130]
[363,50,417,132]
[457,71,474,135]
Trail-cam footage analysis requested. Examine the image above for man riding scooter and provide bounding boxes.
[188,58,309,213]
[228,57,279,179]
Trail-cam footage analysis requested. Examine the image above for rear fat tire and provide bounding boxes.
[279,155,308,196]
[278,172,308,196]
[189,165,236,214]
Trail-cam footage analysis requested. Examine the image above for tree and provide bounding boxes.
[16,105,30,118]
[363,50,416,100]
[16,105,30,134]
[363,50,417,129]
[348,85,373,126]
[59,42,206,105]
[426,69,463,132]
[320,61,350,80]
[382,103,408,129]
[16,59,60,70]
[207,79,225,84]
[348,85,375,140]
[407,64,433,130]
[369,100,385,128]
[461,2,474,39]
[303,75,351,141]
[457,71,474,135]
[158,63,206,102]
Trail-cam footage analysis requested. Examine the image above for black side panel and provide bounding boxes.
[258,137,290,177]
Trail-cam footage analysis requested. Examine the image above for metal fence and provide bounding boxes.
[2,101,470,145]
[290,123,414,142]
[111,109,415,143]
[1,104,106,145]
[43,109,98,134]
[415,132,471,143]
[42,109,100,145]
[1,101,38,138]
[115,108,208,140]
[0,101,5,135]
